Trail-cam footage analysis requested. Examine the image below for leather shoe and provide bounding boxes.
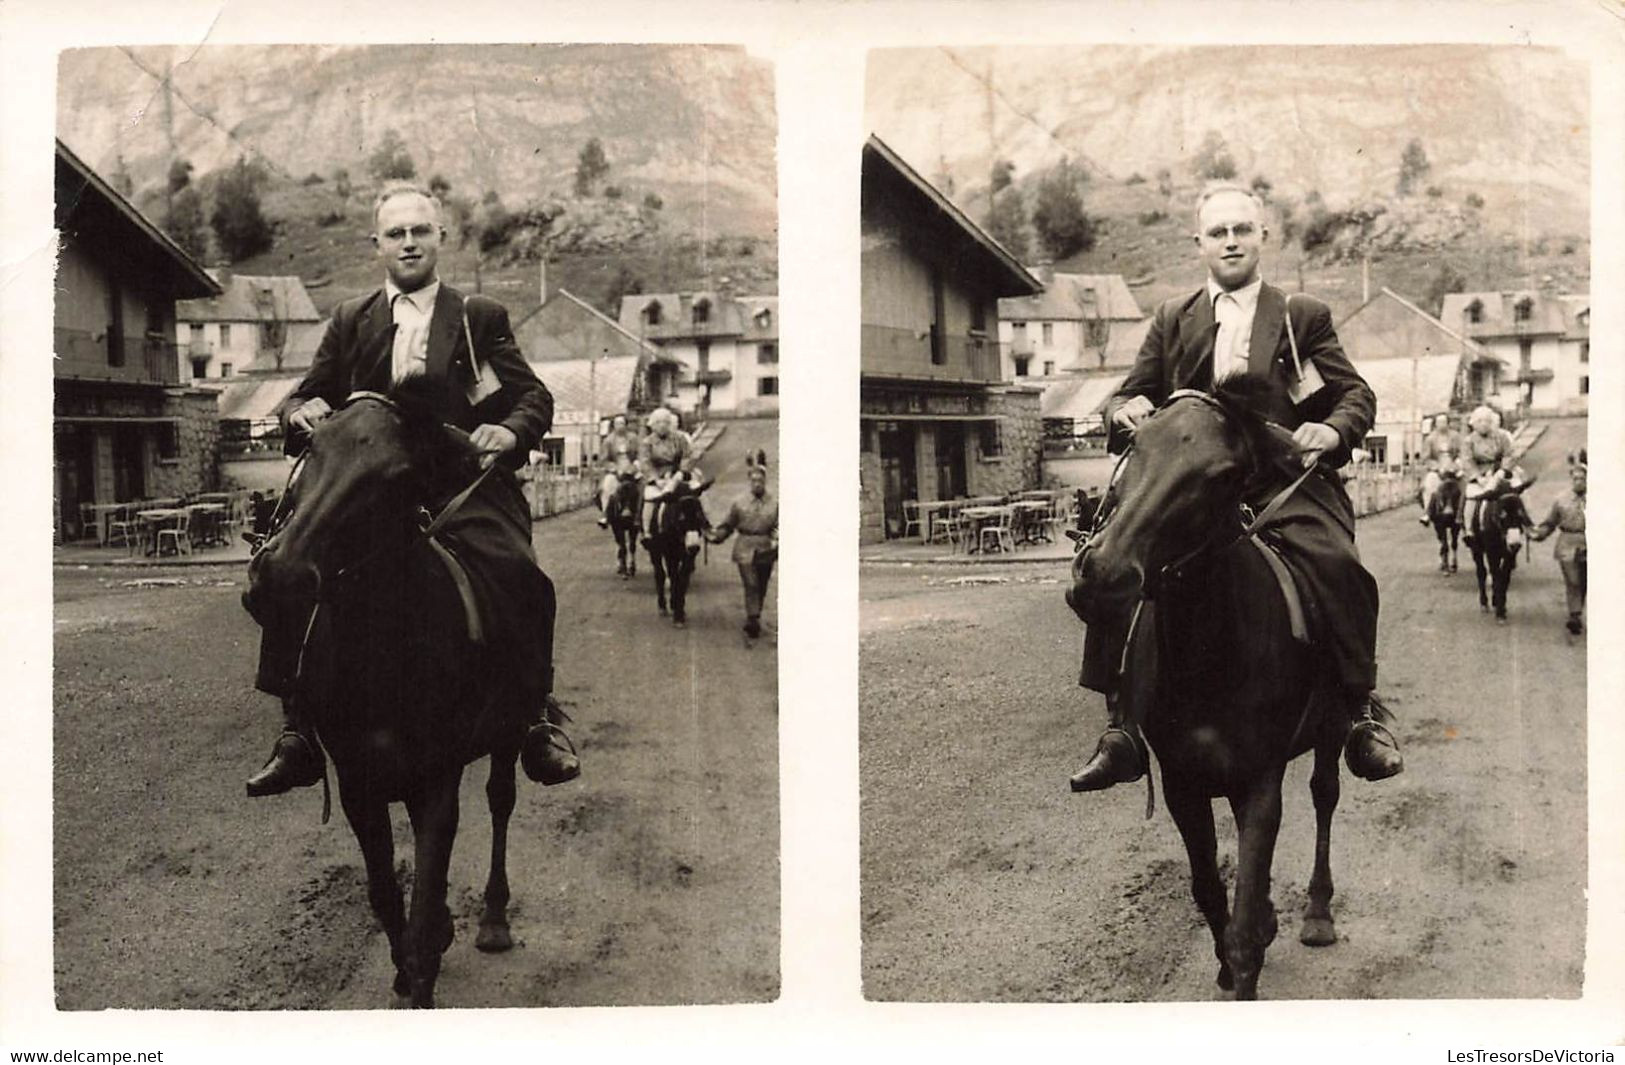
[744,618,761,638]
[522,721,580,786]
[1344,720,1403,781]
[1069,729,1146,792]
[246,731,325,797]
[1566,614,1583,635]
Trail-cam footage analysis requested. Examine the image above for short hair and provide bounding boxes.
[1193,182,1265,231]
[372,182,444,230]
[648,407,678,429]
[1468,405,1501,432]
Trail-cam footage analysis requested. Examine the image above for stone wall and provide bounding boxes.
[968,386,1043,498]
[147,389,220,499]
[858,437,885,544]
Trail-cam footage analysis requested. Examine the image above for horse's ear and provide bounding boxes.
[697,478,715,494]
[1513,473,1537,493]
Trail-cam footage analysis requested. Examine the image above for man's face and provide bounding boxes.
[749,470,767,498]
[1195,191,1266,291]
[1572,467,1587,495]
[373,192,443,293]
[613,416,626,432]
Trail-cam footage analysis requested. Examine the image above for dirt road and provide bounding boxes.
[860,418,1587,1001]
[53,419,779,1009]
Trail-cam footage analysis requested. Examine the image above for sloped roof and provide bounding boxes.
[1440,291,1570,338]
[738,296,779,341]
[533,355,642,420]
[1040,373,1127,420]
[1001,273,1143,323]
[1340,288,1500,364]
[217,376,301,422]
[1557,295,1589,339]
[617,291,778,342]
[179,273,321,324]
[244,319,328,374]
[518,289,676,365]
[1353,354,1461,421]
[1103,316,1154,365]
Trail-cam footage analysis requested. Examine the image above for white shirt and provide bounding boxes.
[1208,276,1262,385]
[386,278,440,384]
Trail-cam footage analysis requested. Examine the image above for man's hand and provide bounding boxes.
[1292,421,1341,468]
[470,424,519,469]
[1111,395,1155,434]
[289,397,333,434]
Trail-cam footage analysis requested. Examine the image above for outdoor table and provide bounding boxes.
[917,499,957,543]
[134,508,186,556]
[959,504,1006,553]
[186,503,229,547]
[1014,499,1053,544]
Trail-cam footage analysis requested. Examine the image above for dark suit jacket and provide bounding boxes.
[1104,282,1375,469]
[283,284,553,457]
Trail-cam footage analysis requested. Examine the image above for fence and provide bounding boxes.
[520,465,599,520]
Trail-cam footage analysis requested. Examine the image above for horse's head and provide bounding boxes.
[614,471,642,512]
[1068,377,1292,624]
[244,381,467,622]
[667,478,712,537]
[1483,474,1536,548]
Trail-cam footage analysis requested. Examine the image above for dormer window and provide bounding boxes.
[754,308,772,331]
[643,300,663,326]
[692,299,711,326]
[1465,299,1484,325]
[1514,297,1533,323]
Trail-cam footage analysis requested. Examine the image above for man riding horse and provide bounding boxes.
[246,182,580,798]
[597,413,640,530]
[638,406,699,552]
[1070,183,1403,794]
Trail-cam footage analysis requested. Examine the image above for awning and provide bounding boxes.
[217,377,301,422]
[1040,374,1126,420]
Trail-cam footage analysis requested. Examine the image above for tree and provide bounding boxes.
[986,186,1029,260]
[209,158,274,262]
[990,158,1016,194]
[603,264,643,316]
[1465,191,1485,210]
[642,191,664,211]
[165,187,209,261]
[167,158,194,194]
[1191,131,1238,181]
[1031,158,1096,260]
[1249,174,1273,202]
[575,137,609,197]
[368,129,417,182]
[428,173,452,199]
[1422,261,1468,317]
[1397,138,1431,197]
[333,167,352,199]
[1155,167,1174,201]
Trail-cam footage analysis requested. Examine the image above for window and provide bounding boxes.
[1580,342,1589,364]
[1514,297,1533,323]
[930,271,947,365]
[157,422,180,460]
[191,357,208,380]
[189,323,204,346]
[220,363,234,377]
[220,323,232,347]
[644,301,662,326]
[758,342,778,365]
[106,280,125,368]
[970,299,987,334]
[1012,321,1027,342]
[696,340,710,374]
[1043,360,1055,376]
[1041,322,1054,345]
[1581,376,1589,395]
[757,376,778,396]
[692,299,710,326]
[979,420,1003,458]
[1466,299,1483,325]
[540,439,565,466]
[1518,338,1533,371]
[1364,435,1387,466]
[1013,356,1030,378]
[754,308,772,331]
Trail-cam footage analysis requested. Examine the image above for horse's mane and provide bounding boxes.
[1208,374,1301,485]
[384,377,480,494]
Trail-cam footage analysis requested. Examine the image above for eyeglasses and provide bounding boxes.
[1201,222,1258,241]
[378,223,439,243]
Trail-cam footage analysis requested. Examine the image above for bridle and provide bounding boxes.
[1079,390,1319,592]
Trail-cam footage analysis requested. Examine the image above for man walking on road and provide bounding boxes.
[708,453,778,640]
[1069,182,1402,793]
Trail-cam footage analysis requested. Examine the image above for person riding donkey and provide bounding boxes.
[246,181,580,798]
[1531,460,1587,635]
[1418,411,1465,525]
[1459,404,1519,547]
[638,406,700,550]
[1070,182,1403,795]
[597,413,640,529]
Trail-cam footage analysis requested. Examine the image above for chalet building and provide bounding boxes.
[1439,291,1589,416]
[859,134,1044,543]
[175,272,321,389]
[53,139,223,540]
[618,291,779,418]
[1336,287,1504,467]
[517,273,682,470]
[997,270,1146,378]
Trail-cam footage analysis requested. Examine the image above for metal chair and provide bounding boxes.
[156,512,191,557]
[901,500,922,540]
[978,506,1017,554]
[78,502,98,542]
[105,505,139,550]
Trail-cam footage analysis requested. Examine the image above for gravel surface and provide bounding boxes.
[860,418,1588,1002]
[53,420,780,1010]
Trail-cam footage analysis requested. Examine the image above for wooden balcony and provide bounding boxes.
[55,327,181,386]
[861,324,1005,384]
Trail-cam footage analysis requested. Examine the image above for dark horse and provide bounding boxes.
[646,477,712,627]
[1067,381,1355,1001]
[1427,470,1464,574]
[1468,476,1534,622]
[605,472,642,579]
[242,388,533,1008]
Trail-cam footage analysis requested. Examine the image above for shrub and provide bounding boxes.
[1137,208,1167,226]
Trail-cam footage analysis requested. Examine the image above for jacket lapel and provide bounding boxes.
[426,285,464,386]
[1248,282,1286,379]
[353,290,396,394]
[1174,291,1217,391]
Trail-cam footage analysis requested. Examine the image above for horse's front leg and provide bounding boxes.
[672,549,698,626]
[402,773,462,1008]
[1473,546,1490,610]
[1300,727,1342,947]
[1226,769,1285,1001]
[1163,779,1232,992]
[476,737,519,953]
[1449,525,1459,572]
[337,782,408,1000]
[653,552,668,614]
[1493,554,1512,620]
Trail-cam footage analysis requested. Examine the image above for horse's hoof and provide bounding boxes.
[1496,614,1508,625]
[393,971,412,997]
[1216,964,1234,992]
[658,604,668,616]
[674,618,686,629]
[475,922,513,953]
[1299,917,1337,947]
